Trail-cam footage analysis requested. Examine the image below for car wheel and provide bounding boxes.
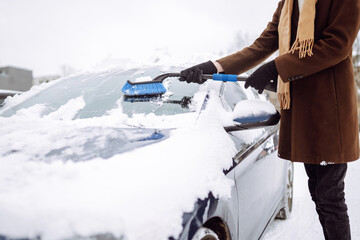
[191,227,220,240]
[191,217,231,240]
[275,161,294,220]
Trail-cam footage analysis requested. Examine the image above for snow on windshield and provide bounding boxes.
[0,68,200,119]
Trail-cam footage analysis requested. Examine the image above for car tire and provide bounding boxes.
[275,161,294,220]
[191,217,231,240]
[191,227,220,240]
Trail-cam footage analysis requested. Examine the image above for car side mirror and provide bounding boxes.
[224,100,280,132]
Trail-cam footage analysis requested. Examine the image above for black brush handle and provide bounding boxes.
[140,73,276,92]
[153,73,247,82]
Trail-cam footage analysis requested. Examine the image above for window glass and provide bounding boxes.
[0,68,200,119]
[222,82,248,110]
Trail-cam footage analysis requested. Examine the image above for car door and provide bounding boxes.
[220,82,282,239]
[232,131,280,240]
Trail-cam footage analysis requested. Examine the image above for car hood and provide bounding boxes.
[2,125,172,163]
[43,127,172,162]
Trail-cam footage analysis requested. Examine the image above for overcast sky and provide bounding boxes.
[0,0,279,77]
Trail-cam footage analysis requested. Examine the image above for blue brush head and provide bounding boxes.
[122,81,167,97]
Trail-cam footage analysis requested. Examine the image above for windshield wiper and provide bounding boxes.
[123,96,192,109]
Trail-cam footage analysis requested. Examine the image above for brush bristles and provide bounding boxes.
[122,82,167,97]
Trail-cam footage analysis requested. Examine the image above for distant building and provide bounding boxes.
[0,66,33,91]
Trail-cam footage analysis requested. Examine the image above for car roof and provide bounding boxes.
[0,89,22,99]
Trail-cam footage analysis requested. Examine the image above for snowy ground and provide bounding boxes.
[263,160,360,240]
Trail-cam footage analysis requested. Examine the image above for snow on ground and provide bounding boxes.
[263,160,360,240]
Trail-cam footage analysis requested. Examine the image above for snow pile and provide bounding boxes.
[133,76,153,83]
[0,86,237,240]
[232,99,276,119]
[46,96,86,121]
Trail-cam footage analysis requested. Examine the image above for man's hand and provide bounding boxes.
[245,60,278,94]
[179,61,217,84]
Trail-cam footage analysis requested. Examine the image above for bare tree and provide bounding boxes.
[221,30,253,55]
[60,64,76,77]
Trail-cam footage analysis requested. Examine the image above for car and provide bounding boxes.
[0,89,22,107]
[0,66,293,240]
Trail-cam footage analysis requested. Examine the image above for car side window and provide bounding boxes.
[250,88,260,99]
[222,82,248,110]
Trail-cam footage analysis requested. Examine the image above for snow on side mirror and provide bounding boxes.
[224,100,280,132]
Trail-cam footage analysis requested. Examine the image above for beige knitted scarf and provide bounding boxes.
[277,0,317,109]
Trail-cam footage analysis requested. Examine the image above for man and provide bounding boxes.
[179,0,360,239]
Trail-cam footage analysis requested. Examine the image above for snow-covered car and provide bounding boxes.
[0,89,22,107]
[0,66,293,240]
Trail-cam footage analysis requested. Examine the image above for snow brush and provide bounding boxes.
[122,73,252,98]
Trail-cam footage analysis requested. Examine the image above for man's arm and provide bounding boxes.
[216,0,285,75]
[275,0,360,82]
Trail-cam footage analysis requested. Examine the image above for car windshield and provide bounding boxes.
[0,67,200,119]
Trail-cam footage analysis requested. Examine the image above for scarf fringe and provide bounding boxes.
[289,38,314,58]
[278,92,291,110]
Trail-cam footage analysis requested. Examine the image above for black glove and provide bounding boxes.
[179,61,217,84]
[245,60,278,94]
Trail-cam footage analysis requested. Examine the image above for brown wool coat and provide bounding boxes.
[217,0,360,164]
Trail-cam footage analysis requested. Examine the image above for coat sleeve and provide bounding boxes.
[216,0,284,75]
[275,0,360,82]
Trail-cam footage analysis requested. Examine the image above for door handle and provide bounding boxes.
[263,140,275,153]
[256,138,275,161]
